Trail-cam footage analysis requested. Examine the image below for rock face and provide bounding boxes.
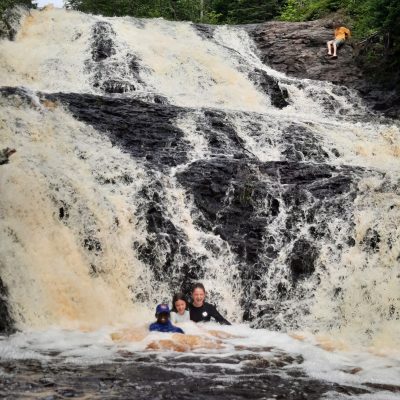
[0,84,386,333]
[47,92,187,168]
[0,352,374,400]
[0,148,16,335]
[0,278,14,335]
[45,89,365,324]
[177,159,362,322]
[246,20,399,118]
[44,91,362,312]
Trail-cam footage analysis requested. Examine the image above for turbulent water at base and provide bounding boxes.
[1,6,400,399]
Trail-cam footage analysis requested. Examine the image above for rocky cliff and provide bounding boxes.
[246,19,400,119]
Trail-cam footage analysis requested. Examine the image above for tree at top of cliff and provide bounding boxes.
[226,0,282,24]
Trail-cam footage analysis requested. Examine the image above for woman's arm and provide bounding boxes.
[209,305,231,325]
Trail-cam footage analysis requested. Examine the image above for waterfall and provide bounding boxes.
[0,6,399,353]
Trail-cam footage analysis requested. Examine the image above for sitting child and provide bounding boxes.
[149,304,184,333]
[170,293,190,324]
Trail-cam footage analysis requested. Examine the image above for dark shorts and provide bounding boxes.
[334,38,345,47]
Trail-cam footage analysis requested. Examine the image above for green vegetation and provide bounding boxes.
[65,0,215,23]
[64,0,286,24]
[0,0,35,16]
[279,0,399,37]
[0,0,36,37]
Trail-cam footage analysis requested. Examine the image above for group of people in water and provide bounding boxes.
[149,283,230,334]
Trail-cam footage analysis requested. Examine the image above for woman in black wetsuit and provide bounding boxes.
[189,283,231,325]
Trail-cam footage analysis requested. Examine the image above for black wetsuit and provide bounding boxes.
[189,302,231,325]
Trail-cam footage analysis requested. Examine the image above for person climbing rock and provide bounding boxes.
[327,24,351,59]
[149,304,184,333]
[189,283,231,325]
[0,148,16,165]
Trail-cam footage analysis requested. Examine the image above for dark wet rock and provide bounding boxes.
[56,388,80,397]
[289,239,318,282]
[133,180,205,295]
[88,23,144,94]
[201,110,250,158]
[361,87,400,119]
[0,86,41,109]
[83,237,102,254]
[0,148,16,165]
[364,382,400,392]
[0,278,15,334]
[0,355,373,400]
[0,87,372,329]
[246,20,399,118]
[100,79,136,93]
[281,124,329,162]
[360,228,381,253]
[46,92,188,168]
[91,22,116,62]
[247,20,359,84]
[250,68,289,108]
[177,158,362,319]
[128,53,141,75]
[193,24,216,40]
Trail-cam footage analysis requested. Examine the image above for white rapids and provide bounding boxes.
[0,6,400,397]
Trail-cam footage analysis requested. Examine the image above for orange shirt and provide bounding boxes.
[335,27,351,40]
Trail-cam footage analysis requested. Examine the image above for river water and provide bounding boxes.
[0,6,399,399]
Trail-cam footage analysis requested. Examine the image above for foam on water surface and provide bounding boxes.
[0,324,399,397]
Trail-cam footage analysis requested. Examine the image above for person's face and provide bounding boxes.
[192,288,205,307]
[175,299,186,315]
[157,312,169,324]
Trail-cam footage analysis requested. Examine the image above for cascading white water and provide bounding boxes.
[0,5,400,363]
[0,91,149,329]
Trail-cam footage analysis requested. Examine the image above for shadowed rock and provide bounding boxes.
[0,278,15,334]
[0,354,373,400]
[177,158,362,320]
[46,92,189,168]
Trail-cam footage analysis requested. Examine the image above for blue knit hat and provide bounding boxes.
[155,304,170,315]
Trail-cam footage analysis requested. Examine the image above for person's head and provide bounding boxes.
[172,292,187,315]
[192,283,206,307]
[155,303,170,324]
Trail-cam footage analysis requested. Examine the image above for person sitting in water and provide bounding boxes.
[149,304,184,333]
[189,283,231,325]
[327,24,351,59]
[170,292,190,324]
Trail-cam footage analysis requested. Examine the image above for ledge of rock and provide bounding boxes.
[246,20,399,119]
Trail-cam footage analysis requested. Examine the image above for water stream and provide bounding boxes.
[0,6,399,398]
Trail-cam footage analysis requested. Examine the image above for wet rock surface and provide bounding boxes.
[246,20,399,118]
[0,87,370,330]
[177,159,362,321]
[246,20,360,85]
[250,68,289,109]
[0,279,14,335]
[47,92,188,168]
[0,352,374,400]
[87,21,145,95]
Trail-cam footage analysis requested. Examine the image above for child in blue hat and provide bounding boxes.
[149,304,184,333]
